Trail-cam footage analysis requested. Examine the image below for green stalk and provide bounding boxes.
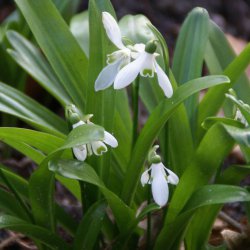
[132,77,140,147]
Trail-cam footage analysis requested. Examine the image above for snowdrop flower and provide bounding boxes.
[65,105,118,161]
[141,162,179,207]
[72,116,118,161]
[141,146,178,207]
[95,12,132,91]
[235,109,248,127]
[114,40,173,98]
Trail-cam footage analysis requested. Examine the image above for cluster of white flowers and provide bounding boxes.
[95,12,173,98]
[69,13,177,207]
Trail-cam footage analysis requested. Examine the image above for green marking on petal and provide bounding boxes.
[142,69,154,77]
[97,145,107,155]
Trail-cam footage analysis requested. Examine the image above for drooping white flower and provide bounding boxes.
[72,119,118,161]
[114,43,173,98]
[95,12,132,91]
[141,162,179,207]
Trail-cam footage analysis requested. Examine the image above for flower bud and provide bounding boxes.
[145,40,158,54]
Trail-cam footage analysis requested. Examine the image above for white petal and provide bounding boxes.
[95,59,121,91]
[87,144,93,156]
[102,12,125,50]
[72,120,85,129]
[73,145,87,161]
[165,168,179,185]
[103,131,118,148]
[91,141,108,155]
[151,173,169,207]
[155,62,173,98]
[139,52,155,77]
[114,53,145,89]
[140,169,150,186]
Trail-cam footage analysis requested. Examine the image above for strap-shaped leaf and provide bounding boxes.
[172,7,209,128]
[15,0,88,110]
[121,75,230,205]
[7,30,72,106]
[74,200,106,250]
[155,123,234,249]
[0,81,67,137]
[155,185,250,250]
[0,165,77,235]
[49,159,134,233]
[0,215,71,250]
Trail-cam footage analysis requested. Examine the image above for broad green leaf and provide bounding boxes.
[0,188,30,220]
[74,200,106,250]
[70,11,89,56]
[114,203,160,248]
[184,184,250,250]
[28,123,104,232]
[121,75,230,204]
[0,215,71,250]
[172,7,209,128]
[197,21,250,141]
[222,124,250,147]
[87,0,117,190]
[119,14,155,44]
[49,159,134,233]
[7,30,72,106]
[29,163,56,232]
[53,0,80,22]
[0,81,67,137]
[0,165,77,235]
[0,127,65,155]
[155,124,235,250]
[15,0,88,110]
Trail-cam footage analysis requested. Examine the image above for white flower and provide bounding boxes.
[95,12,132,91]
[72,120,118,161]
[114,44,173,98]
[235,109,248,127]
[141,162,179,207]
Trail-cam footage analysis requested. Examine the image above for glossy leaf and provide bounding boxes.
[7,30,72,106]
[155,123,234,249]
[49,159,134,233]
[172,7,209,127]
[0,215,71,250]
[70,11,89,56]
[74,200,106,250]
[155,185,250,250]
[121,75,230,204]
[0,81,67,137]
[15,0,88,110]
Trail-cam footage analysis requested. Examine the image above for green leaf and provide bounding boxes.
[121,75,230,205]
[29,162,56,232]
[0,81,67,137]
[49,159,134,233]
[172,7,209,128]
[197,21,250,141]
[155,123,235,250]
[0,215,71,250]
[70,11,89,56]
[119,14,155,44]
[0,127,65,155]
[0,165,77,236]
[222,124,250,147]
[15,0,88,110]
[0,188,30,220]
[74,200,106,250]
[7,30,72,106]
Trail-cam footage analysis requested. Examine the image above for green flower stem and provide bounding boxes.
[132,76,140,147]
